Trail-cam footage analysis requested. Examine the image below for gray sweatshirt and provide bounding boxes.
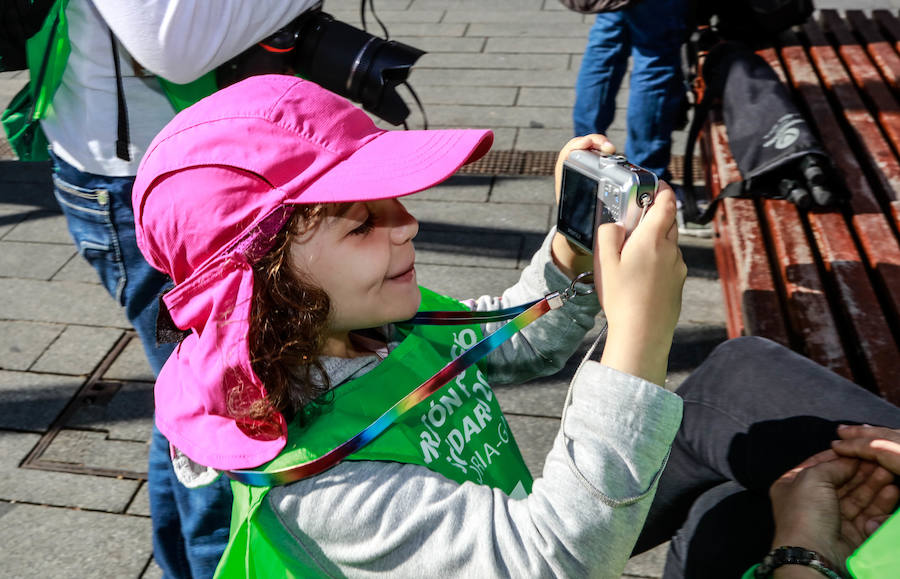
[175,232,683,578]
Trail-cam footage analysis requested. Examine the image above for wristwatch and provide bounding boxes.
[755,546,846,579]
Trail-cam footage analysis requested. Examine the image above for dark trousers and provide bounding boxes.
[634,337,900,578]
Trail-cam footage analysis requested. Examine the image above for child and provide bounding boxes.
[133,74,686,577]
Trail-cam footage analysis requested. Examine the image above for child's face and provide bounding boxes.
[290,199,421,352]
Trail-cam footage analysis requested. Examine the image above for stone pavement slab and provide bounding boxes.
[0,431,139,511]
[0,277,128,327]
[50,250,105,283]
[65,380,155,442]
[406,197,553,231]
[102,338,156,383]
[416,228,523,268]
[418,263,524,301]
[0,240,75,279]
[0,502,151,579]
[30,324,124,376]
[489,175,557,204]
[40,427,149,473]
[416,174,493,202]
[3,212,72,244]
[0,321,62,371]
[0,371,83,431]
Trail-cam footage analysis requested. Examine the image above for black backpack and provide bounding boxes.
[680,41,842,224]
[679,0,831,223]
[692,0,814,44]
[0,0,56,72]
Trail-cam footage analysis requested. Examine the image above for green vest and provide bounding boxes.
[741,511,900,579]
[846,509,900,578]
[215,287,534,578]
[1,0,217,161]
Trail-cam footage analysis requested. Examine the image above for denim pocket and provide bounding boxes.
[52,174,127,302]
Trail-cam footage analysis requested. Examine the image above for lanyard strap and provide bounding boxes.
[403,301,539,324]
[227,274,593,486]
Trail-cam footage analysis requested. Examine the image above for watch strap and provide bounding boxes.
[755,546,846,579]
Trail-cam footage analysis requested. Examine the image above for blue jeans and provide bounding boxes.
[50,151,232,578]
[573,0,687,180]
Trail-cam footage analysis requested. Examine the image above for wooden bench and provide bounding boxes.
[700,9,900,403]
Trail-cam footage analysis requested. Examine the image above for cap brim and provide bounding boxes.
[288,128,493,204]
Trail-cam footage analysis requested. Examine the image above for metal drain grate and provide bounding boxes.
[21,332,151,480]
[457,150,558,176]
[457,150,704,184]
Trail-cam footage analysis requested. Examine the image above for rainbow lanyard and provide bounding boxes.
[227,274,593,487]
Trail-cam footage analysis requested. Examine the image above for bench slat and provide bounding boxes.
[700,118,746,338]
[872,10,900,55]
[705,116,791,345]
[845,10,900,94]
[821,11,900,205]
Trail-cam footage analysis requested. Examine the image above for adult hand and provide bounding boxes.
[832,424,900,534]
[768,449,898,575]
[833,424,900,476]
[597,184,686,385]
[550,134,616,281]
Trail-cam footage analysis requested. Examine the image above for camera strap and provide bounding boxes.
[226,273,594,486]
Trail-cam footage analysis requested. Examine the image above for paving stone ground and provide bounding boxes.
[2,1,895,577]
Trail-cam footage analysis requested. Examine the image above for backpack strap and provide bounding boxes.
[679,86,714,223]
[688,180,744,225]
[108,28,131,161]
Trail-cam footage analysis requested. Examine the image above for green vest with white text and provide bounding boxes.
[215,287,534,578]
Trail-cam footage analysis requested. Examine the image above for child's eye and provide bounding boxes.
[349,214,375,236]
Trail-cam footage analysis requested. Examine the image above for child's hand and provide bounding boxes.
[550,134,616,280]
[597,184,686,386]
[553,134,616,204]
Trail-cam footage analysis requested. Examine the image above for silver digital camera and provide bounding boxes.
[556,150,658,254]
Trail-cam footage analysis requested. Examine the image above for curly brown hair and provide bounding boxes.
[241,205,333,424]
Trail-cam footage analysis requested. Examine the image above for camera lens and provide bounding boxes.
[293,12,424,125]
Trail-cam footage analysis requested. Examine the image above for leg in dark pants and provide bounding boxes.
[634,336,900,578]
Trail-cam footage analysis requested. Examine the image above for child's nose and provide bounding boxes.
[387,200,418,243]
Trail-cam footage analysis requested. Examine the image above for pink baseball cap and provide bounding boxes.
[133,75,492,470]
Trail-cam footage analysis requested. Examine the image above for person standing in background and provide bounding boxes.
[20,1,317,575]
[572,0,687,188]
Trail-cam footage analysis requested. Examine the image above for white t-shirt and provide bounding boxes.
[40,0,317,176]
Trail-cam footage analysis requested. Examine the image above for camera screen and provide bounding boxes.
[558,167,601,252]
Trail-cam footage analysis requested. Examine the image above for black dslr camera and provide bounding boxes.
[217,4,425,126]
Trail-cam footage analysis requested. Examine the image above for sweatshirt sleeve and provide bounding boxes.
[265,362,683,578]
[467,229,602,385]
[92,0,319,83]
